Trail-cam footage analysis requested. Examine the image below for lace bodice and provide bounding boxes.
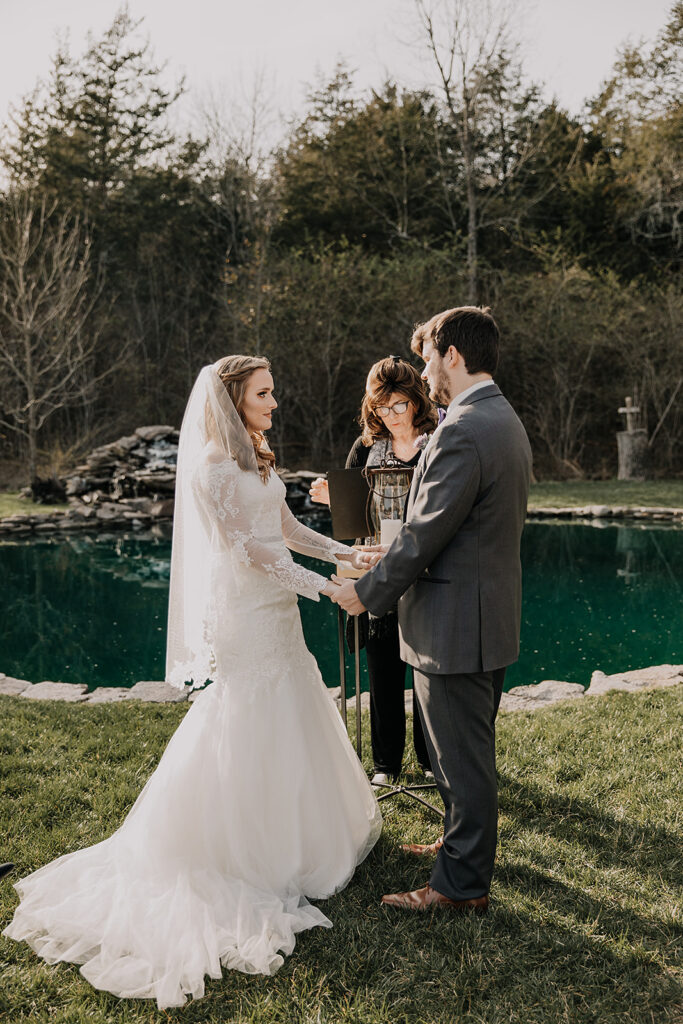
[195,447,353,602]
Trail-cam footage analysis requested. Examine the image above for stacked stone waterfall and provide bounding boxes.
[0,426,179,536]
[0,426,321,535]
[64,424,179,528]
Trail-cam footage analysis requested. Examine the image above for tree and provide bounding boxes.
[412,0,581,300]
[275,69,444,251]
[2,6,183,263]
[0,193,106,480]
[587,1,683,276]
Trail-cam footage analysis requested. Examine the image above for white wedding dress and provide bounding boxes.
[4,444,381,1009]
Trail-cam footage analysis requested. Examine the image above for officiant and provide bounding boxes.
[310,353,438,785]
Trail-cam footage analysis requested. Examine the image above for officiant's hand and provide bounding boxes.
[336,548,379,571]
[309,477,330,505]
[355,544,387,568]
[329,576,367,615]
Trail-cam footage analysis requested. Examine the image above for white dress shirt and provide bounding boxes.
[447,378,495,413]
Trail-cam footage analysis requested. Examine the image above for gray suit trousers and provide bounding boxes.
[413,667,505,900]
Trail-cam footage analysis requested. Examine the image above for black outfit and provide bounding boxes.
[345,436,431,777]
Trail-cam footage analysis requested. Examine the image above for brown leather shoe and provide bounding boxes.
[381,884,488,913]
[399,837,444,856]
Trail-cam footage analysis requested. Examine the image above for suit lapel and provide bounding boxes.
[406,384,501,517]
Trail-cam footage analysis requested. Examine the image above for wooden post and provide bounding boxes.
[617,396,648,480]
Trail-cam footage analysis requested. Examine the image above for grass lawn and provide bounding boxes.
[0,492,67,517]
[528,480,683,509]
[0,688,681,1024]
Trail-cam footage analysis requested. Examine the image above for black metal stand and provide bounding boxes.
[337,607,442,819]
[337,606,362,756]
[372,779,442,817]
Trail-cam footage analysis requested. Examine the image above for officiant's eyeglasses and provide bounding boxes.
[375,401,410,417]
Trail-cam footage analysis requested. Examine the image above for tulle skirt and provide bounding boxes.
[3,635,381,1008]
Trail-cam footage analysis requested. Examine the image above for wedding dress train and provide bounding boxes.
[4,443,381,1009]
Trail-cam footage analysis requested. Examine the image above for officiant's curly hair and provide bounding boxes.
[215,355,276,481]
[360,357,438,446]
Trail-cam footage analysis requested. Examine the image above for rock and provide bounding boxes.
[71,506,97,519]
[331,687,414,711]
[127,680,189,703]
[85,687,132,704]
[529,506,575,517]
[337,691,371,712]
[584,505,611,517]
[132,471,176,493]
[86,453,119,471]
[65,476,89,496]
[111,434,142,455]
[135,425,177,442]
[121,510,152,521]
[149,499,175,517]
[499,679,585,712]
[95,507,126,522]
[118,497,154,511]
[586,664,683,696]
[0,676,33,695]
[21,681,88,702]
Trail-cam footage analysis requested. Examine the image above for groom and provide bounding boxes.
[332,305,532,912]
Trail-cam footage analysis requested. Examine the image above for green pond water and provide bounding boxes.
[1,519,681,693]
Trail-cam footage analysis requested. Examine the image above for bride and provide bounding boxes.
[3,356,381,1009]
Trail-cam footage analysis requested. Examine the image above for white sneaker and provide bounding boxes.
[371,772,392,786]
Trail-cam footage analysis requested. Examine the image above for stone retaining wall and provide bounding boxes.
[530,505,683,522]
[2,665,681,713]
[2,495,682,538]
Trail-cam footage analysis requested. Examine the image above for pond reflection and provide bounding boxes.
[0,520,681,690]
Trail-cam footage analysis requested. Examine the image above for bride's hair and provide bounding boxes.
[214,354,277,481]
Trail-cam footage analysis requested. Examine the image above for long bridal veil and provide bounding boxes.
[166,361,260,690]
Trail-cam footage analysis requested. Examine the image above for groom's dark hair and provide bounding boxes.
[433,306,499,375]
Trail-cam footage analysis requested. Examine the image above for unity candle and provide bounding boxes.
[380,519,402,546]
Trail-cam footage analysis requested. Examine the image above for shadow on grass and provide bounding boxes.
[499,773,683,890]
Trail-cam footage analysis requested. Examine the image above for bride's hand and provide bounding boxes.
[321,579,342,599]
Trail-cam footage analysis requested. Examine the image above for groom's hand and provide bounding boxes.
[330,576,367,615]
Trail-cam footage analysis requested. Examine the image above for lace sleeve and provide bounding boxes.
[197,456,329,602]
[281,503,355,564]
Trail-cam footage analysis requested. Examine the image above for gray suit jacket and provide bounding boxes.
[355,384,532,674]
